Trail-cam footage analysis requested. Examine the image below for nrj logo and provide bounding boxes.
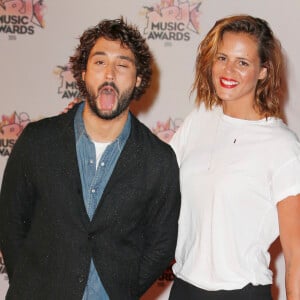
[0,111,30,156]
[54,64,80,100]
[152,118,183,143]
[142,0,202,41]
[0,0,46,36]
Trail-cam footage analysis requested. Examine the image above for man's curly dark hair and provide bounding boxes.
[70,17,152,101]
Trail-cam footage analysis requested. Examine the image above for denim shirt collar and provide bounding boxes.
[74,102,131,147]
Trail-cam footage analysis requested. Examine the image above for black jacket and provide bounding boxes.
[0,105,181,300]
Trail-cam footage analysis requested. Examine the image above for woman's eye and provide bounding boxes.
[217,56,226,61]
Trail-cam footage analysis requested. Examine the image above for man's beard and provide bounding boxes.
[86,82,135,120]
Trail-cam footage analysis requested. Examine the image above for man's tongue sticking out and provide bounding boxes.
[98,87,117,110]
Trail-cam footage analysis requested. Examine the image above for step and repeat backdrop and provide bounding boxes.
[0,0,299,299]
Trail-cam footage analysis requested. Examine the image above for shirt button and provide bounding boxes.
[89,159,94,164]
[91,189,96,193]
[100,162,105,167]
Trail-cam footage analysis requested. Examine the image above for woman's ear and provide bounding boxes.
[259,66,267,80]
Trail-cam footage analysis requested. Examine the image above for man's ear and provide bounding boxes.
[136,75,142,87]
[82,71,86,81]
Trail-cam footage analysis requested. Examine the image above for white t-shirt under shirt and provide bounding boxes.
[170,104,300,290]
[93,141,111,169]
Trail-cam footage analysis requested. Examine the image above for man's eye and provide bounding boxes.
[95,60,104,65]
[118,63,128,68]
[239,60,249,67]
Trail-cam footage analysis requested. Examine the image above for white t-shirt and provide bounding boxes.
[170,104,300,290]
[93,141,110,169]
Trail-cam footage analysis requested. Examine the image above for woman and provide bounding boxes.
[169,15,300,300]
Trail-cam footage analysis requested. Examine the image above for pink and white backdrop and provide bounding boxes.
[0,0,299,299]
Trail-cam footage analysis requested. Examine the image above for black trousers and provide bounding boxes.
[169,277,272,300]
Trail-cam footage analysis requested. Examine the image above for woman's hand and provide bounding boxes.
[61,98,83,114]
[278,194,300,300]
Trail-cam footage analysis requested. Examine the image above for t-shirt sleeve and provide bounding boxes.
[271,140,300,204]
[169,110,194,166]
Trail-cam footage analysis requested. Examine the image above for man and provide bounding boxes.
[0,18,181,300]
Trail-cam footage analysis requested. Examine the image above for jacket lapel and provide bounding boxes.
[58,105,91,226]
[91,115,143,221]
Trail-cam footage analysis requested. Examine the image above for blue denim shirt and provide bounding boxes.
[74,103,131,300]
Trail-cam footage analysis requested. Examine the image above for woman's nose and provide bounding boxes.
[224,61,235,73]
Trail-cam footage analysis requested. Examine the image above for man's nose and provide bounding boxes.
[105,64,115,81]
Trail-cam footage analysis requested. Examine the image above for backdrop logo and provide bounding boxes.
[0,0,46,36]
[152,118,183,143]
[0,111,30,156]
[142,0,201,41]
[54,64,80,100]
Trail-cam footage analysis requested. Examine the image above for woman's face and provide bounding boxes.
[212,32,267,110]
